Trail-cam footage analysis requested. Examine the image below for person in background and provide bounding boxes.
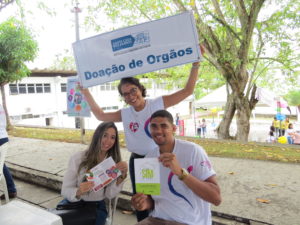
[293,131,300,145]
[80,45,204,222]
[266,130,276,143]
[201,118,207,138]
[282,117,290,137]
[272,117,280,137]
[197,120,202,138]
[285,123,295,144]
[175,113,179,127]
[61,122,128,225]
[132,110,221,225]
[280,118,287,137]
[0,103,17,200]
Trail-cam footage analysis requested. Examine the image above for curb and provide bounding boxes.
[6,163,272,225]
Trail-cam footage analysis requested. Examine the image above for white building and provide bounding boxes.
[3,70,192,131]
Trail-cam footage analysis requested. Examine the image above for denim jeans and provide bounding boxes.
[129,153,149,222]
[58,199,107,225]
[1,137,17,193]
[287,136,294,144]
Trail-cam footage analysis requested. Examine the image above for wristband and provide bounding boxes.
[178,168,189,180]
[192,65,200,69]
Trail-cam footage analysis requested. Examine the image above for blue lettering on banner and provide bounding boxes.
[84,64,126,80]
[84,47,194,81]
[111,35,135,52]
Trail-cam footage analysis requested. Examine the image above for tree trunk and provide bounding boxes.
[0,85,13,130]
[216,93,236,139]
[235,94,251,142]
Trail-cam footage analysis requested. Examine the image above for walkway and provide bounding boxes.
[2,137,300,225]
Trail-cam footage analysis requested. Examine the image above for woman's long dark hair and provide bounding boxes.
[78,122,121,173]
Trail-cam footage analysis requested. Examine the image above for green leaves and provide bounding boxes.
[285,90,300,106]
[0,17,38,85]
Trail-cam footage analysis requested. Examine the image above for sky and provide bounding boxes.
[0,0,112,69]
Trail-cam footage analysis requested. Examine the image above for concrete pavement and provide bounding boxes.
[2,137,300,225]
[1,178,137,225]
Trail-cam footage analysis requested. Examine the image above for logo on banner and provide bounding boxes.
[129,122,139,133]
[111,31,150,55]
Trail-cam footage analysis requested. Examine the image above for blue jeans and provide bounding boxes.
[201,127,207,136]
[287,136,294,144]
[1,138,17,193]
[58,199,107,225]
[129,153,149,222]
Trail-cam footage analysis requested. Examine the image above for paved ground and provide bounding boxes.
[1,137,300,225]
[0,179,137,225]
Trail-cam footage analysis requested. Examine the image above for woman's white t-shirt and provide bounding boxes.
[121,97,164,155]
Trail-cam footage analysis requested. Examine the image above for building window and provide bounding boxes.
[44,84,51,93]
[61,83,67,92]
[27,84,35,93]
[9,83,53,95]
[9,84,18,95]
[46,117,53,126]
[99,82,116,91]
[36,84,43,93]
[19,84,27,94]
[111,82,117,90]
[156,82,167,89]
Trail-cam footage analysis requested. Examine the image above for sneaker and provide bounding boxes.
[0,192,17,200]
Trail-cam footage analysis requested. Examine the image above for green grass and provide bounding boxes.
[8,126,300,163]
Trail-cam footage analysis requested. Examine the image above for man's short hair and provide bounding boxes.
[150,110,174,124]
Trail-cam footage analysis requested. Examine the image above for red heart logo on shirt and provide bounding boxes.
[129,122,139,132]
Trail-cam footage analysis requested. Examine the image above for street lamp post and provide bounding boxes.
[72,2,85,144]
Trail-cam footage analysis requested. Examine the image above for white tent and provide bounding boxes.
[195,85,227,108]
[195,85,296,117]
[195,85,277,108]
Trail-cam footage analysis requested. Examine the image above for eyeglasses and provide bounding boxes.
[122,87,138,98]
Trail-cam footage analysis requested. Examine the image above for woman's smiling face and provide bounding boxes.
[100,127,116,152]
[120,83,144,109]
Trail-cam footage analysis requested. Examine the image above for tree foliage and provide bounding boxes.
[0,17,38,128]
[0,17,38,84]
[82,0,299,141]
[285,90,300,106]
[50,49,76,71]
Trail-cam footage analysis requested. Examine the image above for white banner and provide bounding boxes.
[73,11,200,88]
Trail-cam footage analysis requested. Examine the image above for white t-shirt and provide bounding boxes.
[121,97,164,155]
[266,136,275,143]
[61,151,124,202]
[285,128,295,137]
[146,139,216,225]
[0,104,8,139]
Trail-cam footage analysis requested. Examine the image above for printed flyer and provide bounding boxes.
[134,158,160,195]
[89,157,121,192]
[67,76,91,117]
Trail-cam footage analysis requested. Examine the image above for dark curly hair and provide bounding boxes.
[118,77,147,97]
